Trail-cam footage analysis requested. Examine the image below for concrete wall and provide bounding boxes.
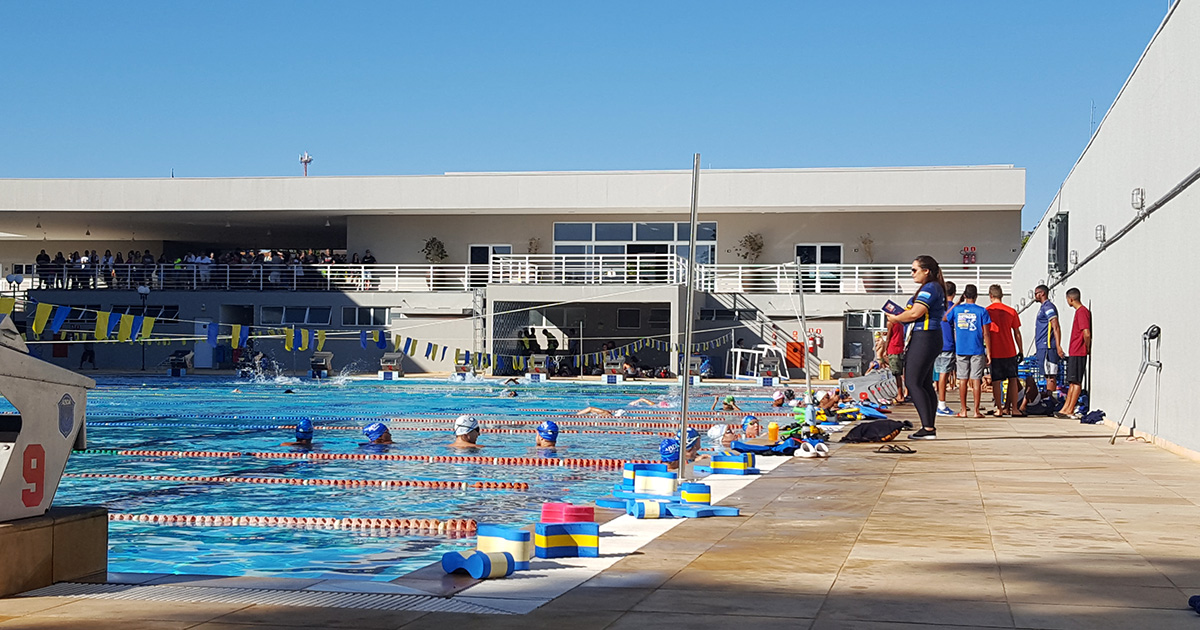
[347,209,1021,267]
[1011,1,1200,452]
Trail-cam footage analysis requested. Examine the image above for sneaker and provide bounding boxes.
[937,407,955,416]
[908,427,937,440]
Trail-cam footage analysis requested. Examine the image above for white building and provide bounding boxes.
[0,165,1024,377]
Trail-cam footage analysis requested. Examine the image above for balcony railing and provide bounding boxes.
[18,259,1012,295]
[488,254,688,286]
[697,263,1013,294]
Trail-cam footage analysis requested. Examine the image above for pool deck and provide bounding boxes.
[5,407,1200,629]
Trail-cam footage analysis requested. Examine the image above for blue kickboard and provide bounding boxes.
[611,489,681,501]
[663,503,741,518]
[706,468,760,476]
[595,495,628,509]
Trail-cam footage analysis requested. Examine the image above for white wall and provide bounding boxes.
[1012,0,1200,452]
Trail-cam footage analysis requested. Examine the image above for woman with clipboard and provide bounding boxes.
[884,255,948,440]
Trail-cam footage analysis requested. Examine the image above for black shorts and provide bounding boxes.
[1067,356,1087,385]
[990,356,1019,381]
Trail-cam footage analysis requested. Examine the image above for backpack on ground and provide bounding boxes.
[839,420,913,443]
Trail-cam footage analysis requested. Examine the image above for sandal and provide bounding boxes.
[875,444,916,454]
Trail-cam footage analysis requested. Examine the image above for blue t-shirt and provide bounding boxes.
[1034,300,1059,355]
[911,282,945,331]
[947,303,991,356]
[941,298,956,352]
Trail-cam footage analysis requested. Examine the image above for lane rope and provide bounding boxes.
[64,472,529,491]
[107,512,478,534]
[76,449,647,469]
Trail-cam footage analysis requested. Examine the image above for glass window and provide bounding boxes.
[617,308,641,329]
[554,223,592,241]
[492,245,512,255]
[283,307,307,325]
[371,307,389,326]
[307,307,332,325]
[697,222,717,241]
[554,245,587,255]
[261,306,283,325]
[649,308,671,330]
[594,223,633,241]
[594,245,625,255]
[846,312,867,330]
[341,307,358,326]
[636,222,673,241]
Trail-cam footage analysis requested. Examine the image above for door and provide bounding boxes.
[194,319,214,369]
[627,244,669,283]
[469,244,511,288]
[795,244,842,293]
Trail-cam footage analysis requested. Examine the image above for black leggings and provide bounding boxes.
[905,330,941,430]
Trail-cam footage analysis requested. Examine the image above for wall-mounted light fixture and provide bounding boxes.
[1095,224,1107,243]
[1069,250,1079,266]
[1131,188,1146,215]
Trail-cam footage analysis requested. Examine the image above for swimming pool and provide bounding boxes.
[40,376,772,580]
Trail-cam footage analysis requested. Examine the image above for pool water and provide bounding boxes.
[39,376,763,580]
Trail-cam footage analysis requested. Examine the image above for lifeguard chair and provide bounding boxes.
[310,352,333,379]
[379,353,405,380]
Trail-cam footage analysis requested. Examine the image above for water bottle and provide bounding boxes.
[767,421,779,442]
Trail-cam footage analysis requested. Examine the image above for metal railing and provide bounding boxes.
[17,260,1013,295]
[698,263,1013,295]
[488,254,687,286]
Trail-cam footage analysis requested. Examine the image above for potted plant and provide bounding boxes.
[420,237,450,289]
[728,233,772,292]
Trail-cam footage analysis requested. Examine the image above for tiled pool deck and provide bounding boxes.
[4,409,1200,629]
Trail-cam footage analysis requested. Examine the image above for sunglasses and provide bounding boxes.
[910,267,921,274]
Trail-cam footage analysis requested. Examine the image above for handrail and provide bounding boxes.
[699,263,1012,295]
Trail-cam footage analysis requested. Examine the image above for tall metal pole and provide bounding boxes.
[797,266,815,419]
[678,154,701,481]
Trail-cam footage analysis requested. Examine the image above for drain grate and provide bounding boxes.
[18,582,511,614]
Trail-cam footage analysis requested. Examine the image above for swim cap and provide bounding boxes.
[295,418,314,441]
[706,425,725,442]
[362,422,388,441]
[724,395,735,403]
[742,414,759,429]
[659,438,681,463]
[536,420,559,442]
[686,427,701,449]
[784,389,795,399]
[772,390,784,401]
[454,415,479,436]
[613,409,625,417]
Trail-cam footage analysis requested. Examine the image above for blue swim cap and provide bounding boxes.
[659,438,681,463]
[686,427,701,449]
[742,414,758,429]
[536,420,559,442]
[295,418,314,441]
[363,422,388,441]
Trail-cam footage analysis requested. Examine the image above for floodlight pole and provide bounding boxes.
[678,154,701,481]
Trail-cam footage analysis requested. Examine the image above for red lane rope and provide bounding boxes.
[108,513,477,534]
[64,473,529,491]
[108,449,650,469]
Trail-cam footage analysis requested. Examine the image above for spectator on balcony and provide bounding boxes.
[100,250,114,288]
[35,250,51,289]
[198,252,213,286]
[527,328,542,354]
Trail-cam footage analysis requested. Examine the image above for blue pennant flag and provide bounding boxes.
[207,322,219,348]
[360,331,368,349]
[130,315,144,341]
[376,332,388,349]
[48,306,72,334]
[239,326,250,348]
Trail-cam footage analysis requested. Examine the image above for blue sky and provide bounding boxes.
[0,1,1175,228]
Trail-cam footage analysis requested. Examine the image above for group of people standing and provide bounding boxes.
[883,255,1093,439]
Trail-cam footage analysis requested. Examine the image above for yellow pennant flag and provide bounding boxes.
[231,324,242,349]
[94,311,110,340]
[284,328,294,352]
[371,330,380,343]
[31,303,53,335]
[316,330,326,351]
[395,333,403,352]
[140,317,156,341]
[299,328,309,351]
[0,297,14,316]
[117,314,134,342]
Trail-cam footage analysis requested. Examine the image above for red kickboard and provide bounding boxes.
[540,502,595,523]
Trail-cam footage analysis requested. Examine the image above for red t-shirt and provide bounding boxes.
[986,302,1020,359]
[886,321,906,354]
[1070,306,1092,356]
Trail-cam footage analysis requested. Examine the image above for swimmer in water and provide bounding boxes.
[707,423,737,449]
[742,414,761,439]
[500,389,518,398]
[284,389,296,394]
[449,414,485,448]
[712,395,741,411]
[576,406,624,417]
[502,378,520,386]
[659,437,682,471]
[232,388,243,394]
[281,418,315,447]
[362,422,393,445]
[771,390,786,407]
[535,420,559,448]
[628,397,671,407]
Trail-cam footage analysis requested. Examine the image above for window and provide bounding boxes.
[594,223,633,241]
[342,307,390,327]
[554,223,592,241]
[594,245,624,255]
[700,308,736,321]
[111,305,180,320]
[262,306,332,326]
[676,222,717,241]
[62,305,101,323]
[554,245,587,255]
[636,222,674,241]
[616,308,641,329]
[649,308,671,330]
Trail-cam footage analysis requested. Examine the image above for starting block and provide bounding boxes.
[757,376,777,387]
[678,375,701,386]
[526,372,547,383]
[602,373,624,385]
[168,368,186,377]
[441,550,515,579]
[378,371,401,381]
[475,524,532,571]
[535,522,599,558]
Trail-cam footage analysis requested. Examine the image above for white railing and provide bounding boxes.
[488,254,687,286]
[698,263,1013,295]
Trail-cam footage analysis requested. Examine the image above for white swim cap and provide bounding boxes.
[454,415,479,435]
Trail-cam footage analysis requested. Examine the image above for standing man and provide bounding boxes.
[985,285,1023,417]
[1033,285,1065,393]
[947,285,991,417]
[1056,288,1092,419]
[935,281,958,416]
